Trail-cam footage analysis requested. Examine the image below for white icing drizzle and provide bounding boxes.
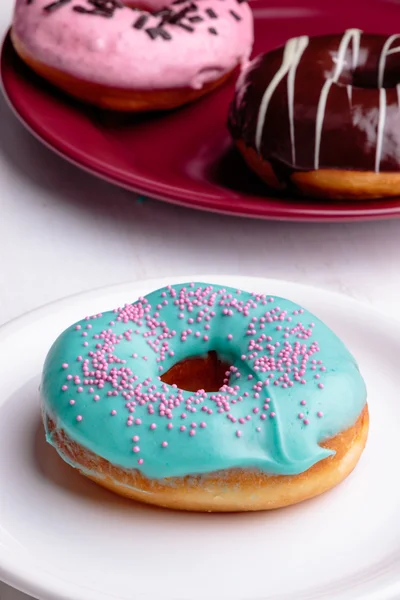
[347,84,353,106]
[255,36,309,153]
[314,29,362,170]
[287,36,309,165]
[378,34,400,88]
[375,88,387,173]
[314,80,334,170]
[387,46,400,56]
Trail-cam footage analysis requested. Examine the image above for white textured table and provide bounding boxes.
[1,1,400,598]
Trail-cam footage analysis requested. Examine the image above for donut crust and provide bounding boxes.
[11,30,234,111]
[44,405,369,512]
[236,139,400,201]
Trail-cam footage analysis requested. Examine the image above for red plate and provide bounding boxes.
[2,0,400,221]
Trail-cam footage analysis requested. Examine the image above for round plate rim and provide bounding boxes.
[2,27,400,223]
[0,274,400,600]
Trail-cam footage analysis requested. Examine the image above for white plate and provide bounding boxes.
[0,275,399,600]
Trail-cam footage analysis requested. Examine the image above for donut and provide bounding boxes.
[228,29,400,200]
[41,282,368,512]
[11,0,253,111]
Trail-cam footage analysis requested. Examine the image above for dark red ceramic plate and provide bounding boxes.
[3,0,400,221]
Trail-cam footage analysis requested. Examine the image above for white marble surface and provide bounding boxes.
[2,1,400,598]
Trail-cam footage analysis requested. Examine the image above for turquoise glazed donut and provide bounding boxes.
[41,282,367,494]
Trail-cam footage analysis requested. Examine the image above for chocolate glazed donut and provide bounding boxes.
[228,30,400,200]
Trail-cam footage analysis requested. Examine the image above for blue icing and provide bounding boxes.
[41,282,367,479]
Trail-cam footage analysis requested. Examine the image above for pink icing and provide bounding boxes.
[13,0,253,90]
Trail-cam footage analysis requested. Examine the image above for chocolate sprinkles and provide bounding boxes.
[133,13,148,28]
[145,27,172,40]
[188,15,203,22]
[177,22,194,31]
[168,4,196,24]
[157,28,172,39]
[73,6,111,16]
[206,8,217,18]
[43,0,72,12]
[93,0,124,8]
[40,0,243,43]
[229,9,241,20]
[152,8,171,17]
[145,26,158,39]
[73,0,123,17]
[134,1,204,40]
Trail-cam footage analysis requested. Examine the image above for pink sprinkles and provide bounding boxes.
[57,285,329,467]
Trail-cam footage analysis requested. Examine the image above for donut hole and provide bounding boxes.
[161,351,232,392]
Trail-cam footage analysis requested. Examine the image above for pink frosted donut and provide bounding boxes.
[11,0,254,111]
